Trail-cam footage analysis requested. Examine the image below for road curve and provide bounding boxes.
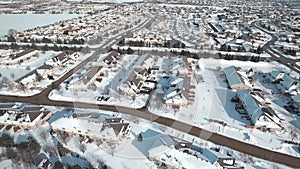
[251,20,300,74]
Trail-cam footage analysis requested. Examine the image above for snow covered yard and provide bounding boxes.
[148,58,300,158]
[0,104,296,169]
[0,50,59,81]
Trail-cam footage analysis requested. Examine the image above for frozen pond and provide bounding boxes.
[0,14,83,37]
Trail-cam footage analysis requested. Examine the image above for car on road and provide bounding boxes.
[95,95,113,103]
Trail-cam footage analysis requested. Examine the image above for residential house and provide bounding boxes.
[37,159,51,169]
[272,72,299,95]
[133,129,178,168]
[101,51,120,67]
[236,89,284,131]
[1,49,38,65]
[68,65,103,91]
[290,95,300,111]
[51,117,131,144]
[133,129,217,169]
[193,147,244,169]
[0,104,52,130]
[157,75,195,108]
[37,64,55,80]
[82,66,103,90]
[49,53,71,67]
[119,66,156,96]
[222,66,252,90]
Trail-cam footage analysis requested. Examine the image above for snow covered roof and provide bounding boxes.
[0,105,49,123]
[11,49,36,60]
[292,94,300,103]
[236,89,262,125]
[81,66,103,85]
[51,117,103,135]
[223,66,243,87]
[51,117,130,140]
[276,73,297,90]
[133,129,174,157]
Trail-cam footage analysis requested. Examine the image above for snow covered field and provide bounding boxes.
[0,14,83,37]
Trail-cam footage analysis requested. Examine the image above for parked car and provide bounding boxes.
[95,95,113,103]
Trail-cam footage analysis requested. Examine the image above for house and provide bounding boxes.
[0,104,52,130]
[190,147,246,169]
[1,49,38,65]
[133,129,215,169]
[68,65,103,91]
[37,159,51,169]
[37,64,54,80]
[81,66,103,89]
[291,95,300,111]
[222,66,252,90]
[50,53,71,66]
[273,72,299,95]
[119,66,155,96]
[236,89,283,131]
[101,51,119,67]
[157,75,195,108]
[51,117,131,143]
[133,129,177,168]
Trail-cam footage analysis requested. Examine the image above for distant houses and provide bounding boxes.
[68,51,120,91]
[0,103,52,130]
[17,51,79,90]
[118,54,157,96]
[1,49,38,65]
[51,117,131,144]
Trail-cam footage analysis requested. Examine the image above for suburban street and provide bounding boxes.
[0,18,300,168]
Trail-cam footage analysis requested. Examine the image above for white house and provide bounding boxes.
[0,105,52,130]
[273,72,299,95]
[51,117,131,143]
[222,66,252,90]
[236,89,284,131]
[1,49,38,65]
[100,51,120,67]
[158,75,195,108]
[291,95,300,111]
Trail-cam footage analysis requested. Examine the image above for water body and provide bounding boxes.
[0,14,83,37]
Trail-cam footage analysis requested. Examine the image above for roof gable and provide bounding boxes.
[223,66,243,86]
[236,89,263,124]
